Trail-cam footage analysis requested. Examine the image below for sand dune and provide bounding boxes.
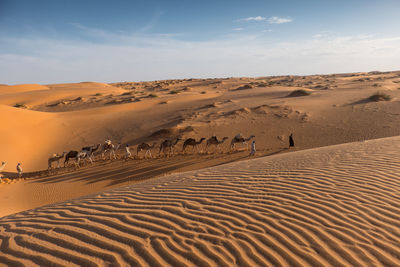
[0,84,49,95]
[1,136,400,266]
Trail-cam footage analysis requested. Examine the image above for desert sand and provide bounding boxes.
[1,136,400,266]
[1,71,400,265]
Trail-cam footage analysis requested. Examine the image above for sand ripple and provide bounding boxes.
[1,137,400,266]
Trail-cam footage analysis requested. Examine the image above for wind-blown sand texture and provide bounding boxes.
[1,136,400,266]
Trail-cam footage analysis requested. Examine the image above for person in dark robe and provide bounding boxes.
[289,133,294,148]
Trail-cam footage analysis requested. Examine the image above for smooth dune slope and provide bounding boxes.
[1,136,400,266]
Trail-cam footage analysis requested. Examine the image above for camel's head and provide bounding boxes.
[200,138,206,141]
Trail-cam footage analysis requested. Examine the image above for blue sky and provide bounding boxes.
[1,0,400,84]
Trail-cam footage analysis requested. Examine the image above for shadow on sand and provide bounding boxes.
[27,148,288,188]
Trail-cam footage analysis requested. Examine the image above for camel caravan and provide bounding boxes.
[0,132,271,179]
[43,133,257,171]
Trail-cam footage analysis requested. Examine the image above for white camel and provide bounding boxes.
[80,144,101,164]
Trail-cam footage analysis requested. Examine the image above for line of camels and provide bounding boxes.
[48,134,256,170]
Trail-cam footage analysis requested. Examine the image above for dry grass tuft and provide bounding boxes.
[368,92,392,102]
[287,89,311,97]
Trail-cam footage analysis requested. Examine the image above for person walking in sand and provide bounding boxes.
[124,144,132,160]
[0,161,7,181]
[289,133,295,148]
[250,140,256,156]
[16,163,22,178]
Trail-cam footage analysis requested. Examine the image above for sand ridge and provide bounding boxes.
[1,136,400,266]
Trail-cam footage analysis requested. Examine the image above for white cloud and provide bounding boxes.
[1,30,400,84]
[268,16,293,24]
[240,16,266,22]
[233,27,244,31]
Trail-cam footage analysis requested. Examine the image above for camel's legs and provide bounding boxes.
[145,150,152,159]
[110,150,116,160]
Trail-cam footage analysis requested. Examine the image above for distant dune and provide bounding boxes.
[1,71,400,172]
[0,84,49,95]
[1,136,399,266]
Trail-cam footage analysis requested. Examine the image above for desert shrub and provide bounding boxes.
[235,84,253,90]
[148,93,158,98]
[121,91,133,96]
[94,93,103,96]
[287,89,311,97]
[169,90,179,94]
[14,103,27,108]
[200,91,206,94]
[368,92,392,102]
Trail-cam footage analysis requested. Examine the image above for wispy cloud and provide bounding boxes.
[268,16,293,24]
[233,27,244,31]
[1,30,400,84]
[239,16,266,22]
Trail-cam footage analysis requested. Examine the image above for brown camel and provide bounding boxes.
[48,152,67,169]
[64,150,81,167]
[206,136,228,152]
[137,142,157,158]
[159,138,181,156]
[102,140,121,160]
[182,138,205,153]
[230,134,255,150]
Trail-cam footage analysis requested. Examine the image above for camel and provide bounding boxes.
[137,142,156,158]
[230,134,255,150]
[48,152,66,169]
[80,144,101,163]
[182,138,205,153]
[206,136,228,152]
[159,138,181,156]
[102,140,121,160]
[64,150,81,167]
